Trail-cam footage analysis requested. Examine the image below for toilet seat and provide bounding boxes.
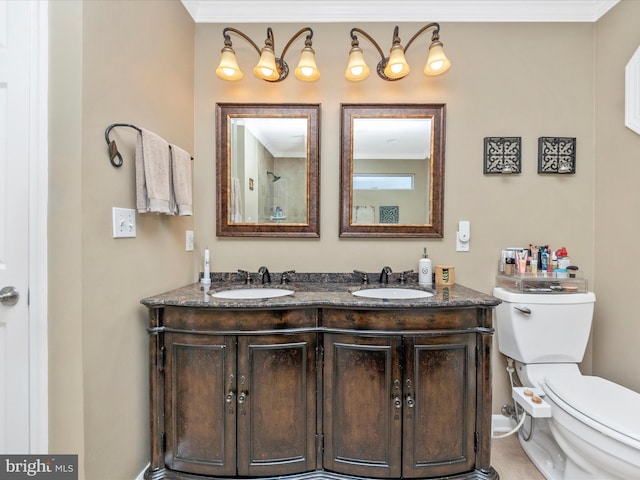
[543,374,640,447]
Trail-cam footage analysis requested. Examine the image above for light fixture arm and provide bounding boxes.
[221,27,263,56]
[279,27,314,64]
[403,22,441,53]
[349,28,386,60]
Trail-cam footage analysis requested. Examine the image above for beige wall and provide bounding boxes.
[47,1,640,478]
[49,2,85,476]
[594,0,640,393]
[48,1,195,479]
[195,21,596,414]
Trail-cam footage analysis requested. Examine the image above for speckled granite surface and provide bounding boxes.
[141,272,500,309]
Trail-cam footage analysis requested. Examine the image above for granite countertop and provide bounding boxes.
[141,272,500,310]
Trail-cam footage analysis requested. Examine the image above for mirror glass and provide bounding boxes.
[340,104,445,238]
[216,103,320,237]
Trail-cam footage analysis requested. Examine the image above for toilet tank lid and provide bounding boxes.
[493,287,595,304]
[544,375,640,444]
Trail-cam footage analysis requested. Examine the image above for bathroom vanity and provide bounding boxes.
[142,276,500,480]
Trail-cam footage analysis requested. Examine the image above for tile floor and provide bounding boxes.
[492,433,545,479]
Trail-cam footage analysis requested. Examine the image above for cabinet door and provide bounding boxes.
[237,333,317,477]
[402,334,477,478]
[323,333,402,478]
[164,332,236,476]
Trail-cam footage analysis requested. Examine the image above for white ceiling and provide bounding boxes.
[182,0,619,23]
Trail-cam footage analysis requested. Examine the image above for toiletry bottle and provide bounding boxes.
[201,247,211,286]
[419,247,433,287]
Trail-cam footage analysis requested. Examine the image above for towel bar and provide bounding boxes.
[105,123,193,167]
[105,123,142,167]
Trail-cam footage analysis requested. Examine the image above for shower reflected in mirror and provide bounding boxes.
[267,171,281,182]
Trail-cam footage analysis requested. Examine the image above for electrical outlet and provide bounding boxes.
[186,230,194,251]
[112,207,136,238]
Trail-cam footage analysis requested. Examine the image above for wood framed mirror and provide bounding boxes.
[340,103,445,238]
[216,103,320,237]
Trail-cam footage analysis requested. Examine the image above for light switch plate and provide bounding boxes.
[185,230,194,251]
[112,207,136,238]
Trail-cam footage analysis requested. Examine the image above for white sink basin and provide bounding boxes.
[211,288,295,300]
[352,288,434,300]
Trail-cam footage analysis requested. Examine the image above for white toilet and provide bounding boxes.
[493,287,640,480]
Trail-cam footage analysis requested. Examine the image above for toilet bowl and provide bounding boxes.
[543,374,640,479]
[493,287,640,479]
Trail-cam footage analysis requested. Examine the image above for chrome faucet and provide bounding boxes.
[354,270,369,284]
[379,266,392,284]
[398,269,414,284]
[238,269,252,285]
[258,266,271,284]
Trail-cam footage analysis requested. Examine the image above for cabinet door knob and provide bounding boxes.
[226,391,235,403]
[406,394,415,408]
[238,391,247,404]
[393,396,402,409]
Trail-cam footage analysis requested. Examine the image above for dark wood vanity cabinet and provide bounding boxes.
[146,303,497,480]
[323,332,477,479]
[149,307,318,479]
[163,331,317,477]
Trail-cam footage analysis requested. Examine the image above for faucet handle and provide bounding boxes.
[238,269,252,284]
[281,270,296,284]
[353,270,369,285]
[398,269,414,284]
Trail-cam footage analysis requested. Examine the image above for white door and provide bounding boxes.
[0,0,47,453]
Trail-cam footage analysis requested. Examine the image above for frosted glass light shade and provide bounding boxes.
[253,47,280,81]
[216,47,243,81]
[384,44,410,79]
[345,47,370,81]
[294,47,320,81]
[424,41,451,76]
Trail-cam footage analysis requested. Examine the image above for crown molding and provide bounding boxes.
[181,0,619,23]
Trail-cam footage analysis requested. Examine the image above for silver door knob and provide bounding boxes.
[0,286,19,306]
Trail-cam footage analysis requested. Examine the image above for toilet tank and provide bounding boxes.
[493,287,596,363]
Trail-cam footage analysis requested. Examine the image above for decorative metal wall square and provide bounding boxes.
[379,206,399,224]
[353,205,375,224]
[483,137,521,174]
[538,137,576,174]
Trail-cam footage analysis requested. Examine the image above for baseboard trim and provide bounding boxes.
[135,464,149,480]
[492,413,516,433]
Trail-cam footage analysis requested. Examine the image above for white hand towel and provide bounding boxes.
[169,144,193,216]
[230,177,242,222]
[135,128,171,214]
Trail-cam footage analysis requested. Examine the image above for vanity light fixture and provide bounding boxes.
[345,23,451,82]
[216,27,320,82]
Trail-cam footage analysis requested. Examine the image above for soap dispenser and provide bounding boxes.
[418,247,433,287]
